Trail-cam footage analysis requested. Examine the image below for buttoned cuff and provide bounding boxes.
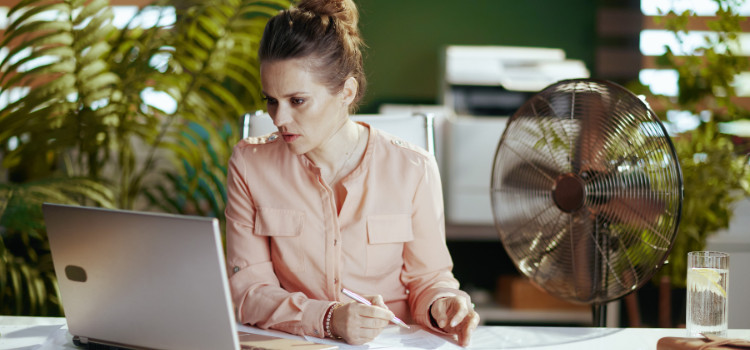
[307,300,337,339]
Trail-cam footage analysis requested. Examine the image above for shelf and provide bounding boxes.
[445,223,498,241]
[474,301,620,327]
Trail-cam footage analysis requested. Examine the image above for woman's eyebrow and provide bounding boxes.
[261,90,309,98]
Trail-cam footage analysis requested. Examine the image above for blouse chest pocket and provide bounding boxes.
[365,214,414,277]
[254,207,305,236]
[254,207,305,272]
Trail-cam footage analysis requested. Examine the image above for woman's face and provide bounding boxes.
[260,58,354,155]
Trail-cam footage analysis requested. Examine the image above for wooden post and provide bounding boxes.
[658,275,672,328]
[625,293,641,327]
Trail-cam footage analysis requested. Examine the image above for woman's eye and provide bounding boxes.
[291,98,305,105]
[263,96,278,105]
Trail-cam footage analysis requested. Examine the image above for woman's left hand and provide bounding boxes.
[430,296,480,347]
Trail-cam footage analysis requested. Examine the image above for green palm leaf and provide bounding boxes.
[1,0,290,315]
[1,0,120,180]
[4,2,71,34]
[136,0,288,218]
[0,178,114,315]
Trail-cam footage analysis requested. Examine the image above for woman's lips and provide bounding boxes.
[282,133,299,143]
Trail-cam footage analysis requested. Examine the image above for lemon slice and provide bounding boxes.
[688,268,727,298]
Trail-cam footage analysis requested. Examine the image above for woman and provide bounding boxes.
[225,0,479,346]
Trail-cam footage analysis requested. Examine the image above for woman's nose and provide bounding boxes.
[271,107,291,128]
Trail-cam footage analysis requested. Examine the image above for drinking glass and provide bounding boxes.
[686,251,729,337]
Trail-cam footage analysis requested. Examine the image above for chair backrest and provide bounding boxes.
[240,111,435,155]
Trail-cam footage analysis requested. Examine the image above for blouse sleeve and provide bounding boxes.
[224,145,333,338]
[400,153,472,333]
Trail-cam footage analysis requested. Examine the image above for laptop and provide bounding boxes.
[42,203,241,350]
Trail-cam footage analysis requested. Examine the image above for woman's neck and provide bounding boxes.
[306,119,362,175]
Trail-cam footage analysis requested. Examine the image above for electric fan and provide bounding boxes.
[490,79,683,326]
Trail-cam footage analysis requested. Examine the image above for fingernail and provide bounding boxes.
[451,320,458,327]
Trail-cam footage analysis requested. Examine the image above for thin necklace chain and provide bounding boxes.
[329,125,361,184]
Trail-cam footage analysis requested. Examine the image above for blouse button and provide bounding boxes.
[334,239,338,246]
[334,278,339,284]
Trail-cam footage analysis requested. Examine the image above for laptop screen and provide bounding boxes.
[43,203,240,350]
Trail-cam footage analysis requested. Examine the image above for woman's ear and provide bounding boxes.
[341,77,358,107]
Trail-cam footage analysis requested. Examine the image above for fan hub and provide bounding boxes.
[553,173,585,213]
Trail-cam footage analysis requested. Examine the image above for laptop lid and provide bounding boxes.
[42,203,240,350]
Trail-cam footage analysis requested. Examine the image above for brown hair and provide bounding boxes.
[258,0,366,110]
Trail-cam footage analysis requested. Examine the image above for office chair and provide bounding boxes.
[240,111,435,155]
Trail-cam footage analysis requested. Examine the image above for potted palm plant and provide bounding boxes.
[628,0,750,326]
[0,0,290,315]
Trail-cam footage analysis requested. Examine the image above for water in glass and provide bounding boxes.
[686,252,729,337]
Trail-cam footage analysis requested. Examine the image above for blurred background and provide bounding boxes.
[2,0,749,332]
[357,0,597,113]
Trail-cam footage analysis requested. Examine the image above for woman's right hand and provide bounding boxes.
[330,295,393,345]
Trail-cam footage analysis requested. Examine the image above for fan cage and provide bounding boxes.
[491,79,683,305]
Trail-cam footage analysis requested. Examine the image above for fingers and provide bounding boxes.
[346,325,384,345]
[357,295,394,326]
[332,302,391,345]
[353,297,393,322]
[431,296,480,347]
[448,301,469,328]
[365,294,388,309]
[431,297,464,329]
[456,310,480,347]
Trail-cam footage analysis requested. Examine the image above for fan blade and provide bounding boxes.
[584,171,674,248]
[572,89,614,173]
[596,195,670,247]
[507,210,578,297]
[500,112,579,171]
[604,233,641,291]
[499,207,566,271]
[503,118,573,169]
[492,149,561,235]
[493,188,557,241]
[522,211,601,303]
[570,212,601,303]
[500,158,558,192]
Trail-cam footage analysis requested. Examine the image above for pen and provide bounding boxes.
[341,288,410,329]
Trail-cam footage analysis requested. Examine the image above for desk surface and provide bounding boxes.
[2,316,749,350]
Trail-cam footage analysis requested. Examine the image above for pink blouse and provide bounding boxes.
[225,123,469,338]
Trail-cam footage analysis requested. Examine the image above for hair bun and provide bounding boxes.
[296,0,359,34]
[296,0,342,16]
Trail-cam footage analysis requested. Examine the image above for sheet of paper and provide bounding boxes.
[237,323,345,349]
[335,325,624,350]
[238,324,462,350]
[463,326,624,349]
[352,326,463,350]
[237,324,626,349]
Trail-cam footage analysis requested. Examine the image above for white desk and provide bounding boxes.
[2,316,749,350]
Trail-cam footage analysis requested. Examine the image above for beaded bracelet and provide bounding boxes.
[324,303,343,339]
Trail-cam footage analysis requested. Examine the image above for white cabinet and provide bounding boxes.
[443,116,507,226]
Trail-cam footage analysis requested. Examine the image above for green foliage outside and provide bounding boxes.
[629,0,750,287]
[0,0,291,316]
